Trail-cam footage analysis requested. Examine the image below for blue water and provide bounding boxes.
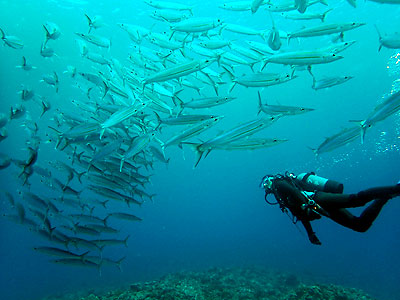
[1,0,400,299]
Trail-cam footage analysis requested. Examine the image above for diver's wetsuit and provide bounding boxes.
[271,177,400,245]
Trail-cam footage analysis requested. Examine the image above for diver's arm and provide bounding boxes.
[301,220,321,245]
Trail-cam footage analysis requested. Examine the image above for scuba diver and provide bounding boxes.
[261,172,400,245]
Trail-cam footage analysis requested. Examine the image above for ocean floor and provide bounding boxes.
[41,267,376,300]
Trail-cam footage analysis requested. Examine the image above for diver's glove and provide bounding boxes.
[309,232,322,245]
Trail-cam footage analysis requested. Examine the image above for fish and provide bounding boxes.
[41,72,59,93]
[85,14,103,33]
[0,114,7,128]
[143,0,193,14]
[107,212,142,222]
[40,42,56,58]
[184,138,287,151]
[173,96,235,112]
[311,126,361,155]
[346,0,357,7]
[185,117,278,167]
[75,33,111,49]
[262,50,343,70]
[118,23,150,43]
[0,128,7,143]
[100,103,147,138]
[357,90,400,143]
[19,87,35,101]
[318,40,357,54]
[143,58,215,87]
[223,23,266,39]
[151,9,189,23]
[0,153,12,169]
[219,1,253,11]
[155,112,219,127]
[33,247,89,259]
[251,0,265,13]
[119,132,158,171]
[288,22,366,41]
[199,38,231,50]
[267,14,281,51]
[225,68,295,91]
[43,22,61,44]
[16,56,36,71]
[281,9,332,22]
[375,25,400,51]
[91,235,130,248]
[367,0,400,3]
[266,0,327,12]
[162,116,223,149]
[10,104,26,120]
[50,258,102,273]
[311,75,353,90]
[170,18,223,35]
[85,52,111,66]
[0,27,24,49]
[257,91,314,117]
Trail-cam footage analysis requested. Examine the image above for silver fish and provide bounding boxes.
[0,28,23,49]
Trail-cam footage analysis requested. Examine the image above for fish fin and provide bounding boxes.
[0,27,4,39]
[319,0,329,5]
[80,251,90,261]
[307,146,318,157]
[321,9,332,22]
[116,256,126,272]
[124,235,130,247]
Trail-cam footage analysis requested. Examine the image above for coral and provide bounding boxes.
[41,267,377,300]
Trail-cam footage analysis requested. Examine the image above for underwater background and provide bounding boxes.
[1,0,400,299]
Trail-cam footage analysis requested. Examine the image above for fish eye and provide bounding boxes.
[332,54,336,56]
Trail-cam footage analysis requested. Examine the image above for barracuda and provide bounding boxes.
[143,58,215,87]
[185,117,278,167]
[288,22,365,41]
[75,32,111,49]
[257,91,314,116]
[162,116,223,149]
[0,28,24,49]
[170,18,223,34]
[311,126,361,155]
[262,50,343,70]
[144,0,194,13]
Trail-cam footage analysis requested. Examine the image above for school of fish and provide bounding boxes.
[1,0,400,273]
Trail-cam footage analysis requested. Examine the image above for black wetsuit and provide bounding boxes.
[271,176,400,245]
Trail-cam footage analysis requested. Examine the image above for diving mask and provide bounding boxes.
[260,175,274,193]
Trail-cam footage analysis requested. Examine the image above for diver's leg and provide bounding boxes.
[315,184,400,209]
[326,199,389,232]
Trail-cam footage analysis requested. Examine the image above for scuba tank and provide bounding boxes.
[295,172,344,194]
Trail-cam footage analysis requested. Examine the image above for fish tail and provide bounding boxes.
[257,91,263,115]
[321,9,332,22]
[172,96,184,115]
[116,256,126,272]
[101,200,109,209]
[124,235,130,247]
[361,126,367,144]
[307,146,318,157]
[0,27,4,40]
[154,111,162,130]
[319,0,329,5]
[261,60,269,71]
[80,251,90,261]
[76,171,85,184]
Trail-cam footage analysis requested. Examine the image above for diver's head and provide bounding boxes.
[260,174,275,194]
